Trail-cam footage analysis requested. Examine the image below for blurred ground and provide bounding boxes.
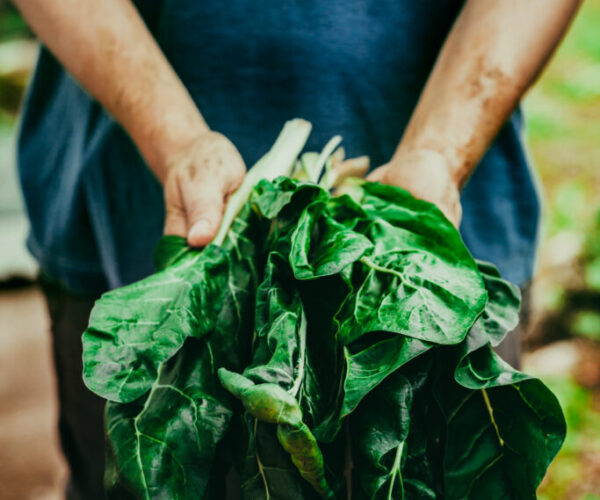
[0,1,599,499]
[0,285,66,500]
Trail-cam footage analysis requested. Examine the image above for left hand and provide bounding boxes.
[367,149,462,228]
[162,131,246,247]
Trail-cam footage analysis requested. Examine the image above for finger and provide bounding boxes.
[436,193,462,229]
[444,185,462,229]
[366,165,386,182]
[330,157,370,187]
[182,186,225,247]
[451,201,463,229]
[164,175,188,237]
[440,206,457,228]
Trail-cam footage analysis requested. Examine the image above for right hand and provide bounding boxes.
[162,131,246,247]
[367,149,462,228]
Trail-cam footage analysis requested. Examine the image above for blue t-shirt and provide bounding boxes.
[18,0,539,292]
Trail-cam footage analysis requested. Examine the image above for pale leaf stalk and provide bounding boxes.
[289,310,307,398]
[213,119,312,246]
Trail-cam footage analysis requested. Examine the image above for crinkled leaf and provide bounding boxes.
[472,260,521,347]
[241,420,319,500]
[336,219,487,346]
[83,206,263,403]
[433,263,565,499]
[83,246,228,402]
[351,373,412,499]
[330,183,487,346]
[104,338,236,500]
[435,374,565,500]
[252,177,326,221]
[454,261,524,389]
[342,335,431,417]
[83,143,566,500]
[290,197,373,280]
[153,235,190,272]
[243,249,305,391]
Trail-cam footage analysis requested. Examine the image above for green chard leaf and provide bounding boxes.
[100,206,266,499]
[287,181,488,441]
[104,338,236,500]
[350,372,413,499]
[334,183,488,347]
[82,204,264,403]
[243,248,306,392]
[434,262,565,499]
[219,369,334,499]
[217,229,337,498]
[290,196,374,280]
[241,419,318,500]
[82,118,311,404]
[83,244,228,403]
[153,234,190,272]
[82,126,566,500]
[434,373,565,500]
[350,356,443,500]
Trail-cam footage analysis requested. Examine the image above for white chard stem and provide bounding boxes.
[212,119,312,246]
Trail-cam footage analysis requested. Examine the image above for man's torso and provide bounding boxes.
[18,0,539,292]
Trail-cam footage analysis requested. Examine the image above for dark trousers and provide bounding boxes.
[492,283,530,370]
[40,279,528,500]
[41,279,106,500]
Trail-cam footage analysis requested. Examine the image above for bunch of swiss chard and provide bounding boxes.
[82,120,565,499]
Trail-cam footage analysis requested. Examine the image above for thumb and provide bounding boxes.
[183,187,226,247]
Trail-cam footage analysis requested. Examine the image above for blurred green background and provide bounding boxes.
[0,1,599,498]
[523,1,600,497]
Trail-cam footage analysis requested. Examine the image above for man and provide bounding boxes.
[13,0,580,498]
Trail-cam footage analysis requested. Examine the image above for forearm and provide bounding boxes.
[396,0,581,187]
[13,0,207,181]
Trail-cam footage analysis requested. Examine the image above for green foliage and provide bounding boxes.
[571,310,600,341]
[82,203,264,404]
[0,5,30,42]
[525,5,600,482]
[583,210,600,291]
[536,376,600,500]
[550,181,589,235]
[83,129,565,499]
[350,262,564,500]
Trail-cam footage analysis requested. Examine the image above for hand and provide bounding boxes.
[163,131,246,246]
[367,149,462,227]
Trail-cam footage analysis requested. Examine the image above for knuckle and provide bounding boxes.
[165,204,185,217]
[168,166,191,186]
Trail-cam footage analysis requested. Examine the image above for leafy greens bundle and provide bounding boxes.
[82,120,565,499]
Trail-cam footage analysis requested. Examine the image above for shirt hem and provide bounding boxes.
[26,236,109,294]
